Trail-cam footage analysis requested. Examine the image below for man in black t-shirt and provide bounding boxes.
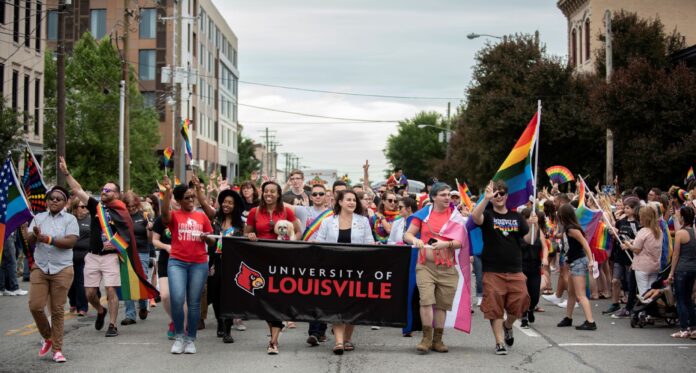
[282,169,311,206]
[472,180,530,355]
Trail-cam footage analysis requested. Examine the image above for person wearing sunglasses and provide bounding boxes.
[59,156,135,339]
[388,197,417,245]
[371,191,400,244]
[160,175,214,354]
[67,198,91,317]
[471,180,531,356]
[22,186,78,363]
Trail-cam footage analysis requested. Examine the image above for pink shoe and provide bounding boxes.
[52,351,67,363]
[39,339,53,357]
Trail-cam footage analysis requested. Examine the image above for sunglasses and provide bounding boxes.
[48,196,65,202]
[77,205,87,209]
[311,192,325,197]
[102,188,114,194]
[494,191,507,198]
[385,199,396,203]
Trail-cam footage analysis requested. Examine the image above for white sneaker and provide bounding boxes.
[476,297,483,307]
[371,326,381,330]
[171,337,185,354]
[184,340,197,354]
[11,289,28,296]
[234,319,247,331]
[542,294,563,305]
[558,300,579,308]
[2,290,15,296]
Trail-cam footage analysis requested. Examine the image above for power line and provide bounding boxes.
[238,103,400,122]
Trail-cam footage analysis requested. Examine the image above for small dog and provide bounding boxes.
[274,220,295,241]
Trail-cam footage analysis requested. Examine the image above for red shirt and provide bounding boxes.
[411,208,451,244]
[247,206,296,239]
[167,210,213,264]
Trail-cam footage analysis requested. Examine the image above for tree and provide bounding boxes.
[384,111,446,182]
[44,33,161,194]
[439,35,604,192]
[237,132,261,182]
[0,100,24,157]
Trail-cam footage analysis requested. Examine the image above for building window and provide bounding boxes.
[187,24,191,52]
[570,29,577,67]
[34,79,40,135]
[199,10,205,34]
[13,0,19,43]
[90,9,107,39]
[24,0,30,47]
[0,1,5,24]
[47,10,58,40]
[142,92,156,108]
[23,75,29,132]
[139,50,156,80]
[0,64,4,97]
[139,8,156,39]
[35,1,41,52]
[585,19,591,62]
[12,70,18,111]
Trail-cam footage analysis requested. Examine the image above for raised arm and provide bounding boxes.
[160,176,173,225]
[472,181,494,226]
[192,174,216,219]
[58,156,89,204]
[362,160,370,190]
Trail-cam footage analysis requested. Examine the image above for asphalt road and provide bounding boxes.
[1,281,695,373]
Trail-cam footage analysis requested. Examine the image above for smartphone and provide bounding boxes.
[427,238,438,245]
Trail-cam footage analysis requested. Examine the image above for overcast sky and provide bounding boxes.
[212,0,568,183]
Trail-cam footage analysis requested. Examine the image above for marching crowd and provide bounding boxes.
[3,158,696,363]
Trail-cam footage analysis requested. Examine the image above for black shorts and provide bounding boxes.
[158,250,169,278]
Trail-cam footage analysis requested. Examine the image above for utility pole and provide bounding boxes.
[259,128,276,177]
[604,10,614,186]
[122,0,131,190]
[56,0,67,187]
[445,102,451,160]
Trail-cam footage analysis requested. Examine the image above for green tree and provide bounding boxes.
[0,100,24,157]
[439,35,604,191]
[384,111,446,182]
[44,33,161,194]
[237,132,261,182]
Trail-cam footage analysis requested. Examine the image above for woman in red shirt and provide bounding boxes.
[161,176,214,355]
[244,181,302,354]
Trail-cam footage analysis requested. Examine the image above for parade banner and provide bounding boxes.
[220,237,418,327]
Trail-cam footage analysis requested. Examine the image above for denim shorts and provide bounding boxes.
[569,256,589,277]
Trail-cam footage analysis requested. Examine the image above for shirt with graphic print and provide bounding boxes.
[167,209,213,264]
[479,208,529,273]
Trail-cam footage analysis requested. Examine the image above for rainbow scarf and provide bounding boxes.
[372,210,401,244]
[302,209,334,241]
[97,202,159,301]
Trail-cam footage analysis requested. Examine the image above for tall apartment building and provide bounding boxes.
[45,0,240,178]
[557,0,696,74]
[0,1,46,157]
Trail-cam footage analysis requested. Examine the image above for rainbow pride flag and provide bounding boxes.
[22,148,47,213]
[163,146,174,166]
[492,112,539,209]
[686,167,695,184]
[659,218,672,271]
[180,119,193,159]
[0,156,34,263]
[455,178,474,210]
[545,165,574,184]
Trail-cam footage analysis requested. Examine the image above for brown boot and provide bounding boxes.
[416,326,433,353]
[431,328,448,353]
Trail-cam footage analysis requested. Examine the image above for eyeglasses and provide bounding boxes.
[48,196,65,202]
[385,199,396,203]
[311,192,325,197]
[102,188,114,194]
[289,177,302,181]
[494,191,507,198]
[77,205,87,209]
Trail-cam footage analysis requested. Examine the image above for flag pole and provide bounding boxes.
[531,100,541,243]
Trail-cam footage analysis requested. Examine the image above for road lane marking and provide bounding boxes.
[559,343,694,347]
[6,298,108,336]
[514,321,540,337]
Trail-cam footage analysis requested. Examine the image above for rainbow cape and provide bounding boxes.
[302,209,334,241]
[180,119,193,159]
[545,165,574,184]
[97,201,159,301]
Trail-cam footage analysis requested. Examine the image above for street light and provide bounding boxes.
[466,33,503,40]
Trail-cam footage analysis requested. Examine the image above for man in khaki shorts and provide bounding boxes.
[471,180,531,356]
[404,182,463,354]
[59,157,132,337]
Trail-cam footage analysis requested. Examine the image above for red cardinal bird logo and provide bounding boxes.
[235,262,265,295]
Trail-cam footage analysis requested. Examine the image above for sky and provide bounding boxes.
[212,0,569,183]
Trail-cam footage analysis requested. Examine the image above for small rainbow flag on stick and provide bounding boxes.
[686,166,695,184]
[180,119,193,159]
[546,165,574,184]
[163,146,173,166]
[455,178,474,211]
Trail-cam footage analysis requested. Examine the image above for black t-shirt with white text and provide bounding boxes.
[479,209,529,273]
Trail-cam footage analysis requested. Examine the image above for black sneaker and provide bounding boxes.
[139,309,148,320]
[503,324,514,347]
[557,317,573,327]
[121,318,136,326]
[495,343,508,355]
[528,310,535,323]
[105,324,119,337]
[520,319,529,329]
[575,321,597,331]
[95,308,107,331]
[306,335,319,346]
[602,303,620,315]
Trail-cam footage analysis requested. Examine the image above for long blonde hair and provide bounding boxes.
[639,205,661,240]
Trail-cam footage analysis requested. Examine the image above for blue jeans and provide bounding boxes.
[168,258,208,340]
[125,253,151,319]
[0,239,18,291]
[674,270,696,330]
[472,256,483,297]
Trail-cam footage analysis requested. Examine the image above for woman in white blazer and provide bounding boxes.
[315,190,374,355]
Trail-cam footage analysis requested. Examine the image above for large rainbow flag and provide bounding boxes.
[180,119,193,159]
[0,156,34,263]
